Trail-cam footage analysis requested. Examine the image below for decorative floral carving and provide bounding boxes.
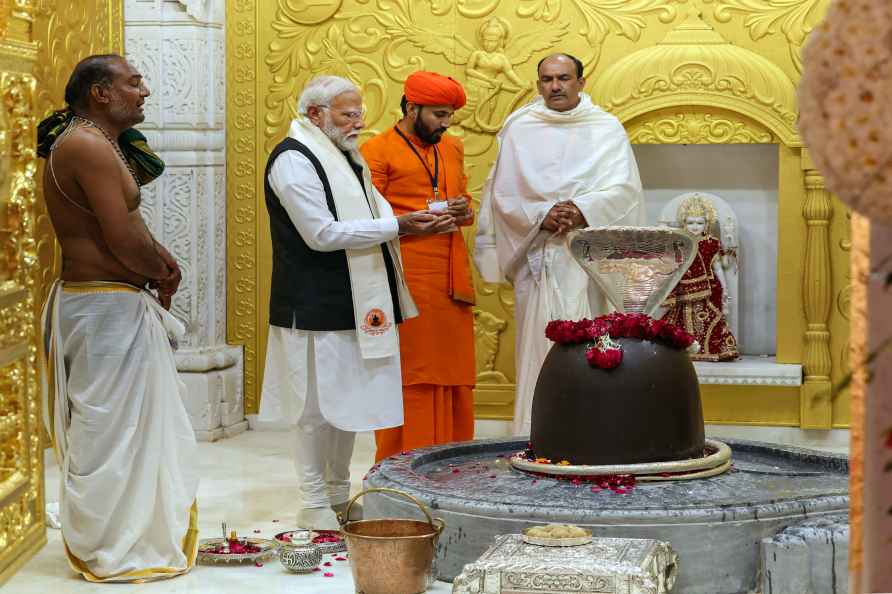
[569,0,676,44]
[595,12,799,144]
[629,112,773,144]
[706,0,830,73]
[264,0,679,147]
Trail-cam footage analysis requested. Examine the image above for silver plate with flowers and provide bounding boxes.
[197,537,280,565]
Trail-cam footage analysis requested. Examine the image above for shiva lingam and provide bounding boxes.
[512,226,732,481]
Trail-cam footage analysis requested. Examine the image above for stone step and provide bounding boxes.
[761,513,848,594]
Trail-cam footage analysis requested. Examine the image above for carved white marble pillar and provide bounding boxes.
[124,0,245,440]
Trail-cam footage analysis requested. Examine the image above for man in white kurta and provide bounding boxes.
[475,54,645,435]
[258,76,453,529]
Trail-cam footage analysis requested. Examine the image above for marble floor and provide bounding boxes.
[7,426,848,593]
[8,430,452,594]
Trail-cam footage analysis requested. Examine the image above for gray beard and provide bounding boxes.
[322,116,358,151]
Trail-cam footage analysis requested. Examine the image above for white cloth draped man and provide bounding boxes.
[475,54,645,435]
[38,54,197,582]
[258,75,454,529]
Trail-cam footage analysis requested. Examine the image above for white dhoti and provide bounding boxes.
[42,281,199,583]
[512,242,606,434]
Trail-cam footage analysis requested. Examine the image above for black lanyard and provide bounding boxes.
[394,125,441,200]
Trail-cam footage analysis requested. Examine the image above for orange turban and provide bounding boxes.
[404,71,467,110]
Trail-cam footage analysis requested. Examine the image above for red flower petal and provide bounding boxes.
[324,572,334,578]
[323,561,332,567]
[254,561,263,567]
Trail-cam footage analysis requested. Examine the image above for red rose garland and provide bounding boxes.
[545,313,698,370]
[585,334,623,369]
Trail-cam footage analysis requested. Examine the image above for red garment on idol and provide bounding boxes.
[661,235,739,362]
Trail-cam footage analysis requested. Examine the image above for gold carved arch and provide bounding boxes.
[228,0,848,429]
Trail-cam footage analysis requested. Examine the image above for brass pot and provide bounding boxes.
[338,487,445,594]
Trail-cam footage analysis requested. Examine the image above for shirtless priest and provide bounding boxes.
[38,54,198,582]
[475,53,645,435]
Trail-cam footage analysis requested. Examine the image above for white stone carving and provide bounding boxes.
[694,356,802,387]
[177,0,223,24]
[125,0,243,438]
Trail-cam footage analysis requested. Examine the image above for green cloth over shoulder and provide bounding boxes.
[37,108,165,186]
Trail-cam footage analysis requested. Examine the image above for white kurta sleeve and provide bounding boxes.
[268,150,399,252]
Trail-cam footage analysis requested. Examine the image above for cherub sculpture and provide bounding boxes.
[402,17,567,133]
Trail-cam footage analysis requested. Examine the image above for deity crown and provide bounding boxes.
[676,194,717,233]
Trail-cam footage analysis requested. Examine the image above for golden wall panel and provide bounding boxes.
[0,2,43,577]
[229,0,846,426]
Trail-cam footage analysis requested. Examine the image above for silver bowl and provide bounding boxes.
[278,541,322,573]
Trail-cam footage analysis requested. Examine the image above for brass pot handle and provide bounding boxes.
[338,487,444,533]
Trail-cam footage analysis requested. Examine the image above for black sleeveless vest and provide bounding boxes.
[264,138,402,330]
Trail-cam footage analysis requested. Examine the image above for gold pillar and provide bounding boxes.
[226,0,260,413]
[800,149,833,429]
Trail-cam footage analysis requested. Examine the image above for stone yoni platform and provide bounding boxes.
[363,438,848,594]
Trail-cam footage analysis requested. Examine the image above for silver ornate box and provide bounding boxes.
[452,535,678,594]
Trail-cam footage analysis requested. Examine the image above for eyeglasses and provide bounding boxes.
[318,105,366,122]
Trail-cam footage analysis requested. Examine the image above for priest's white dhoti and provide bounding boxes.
[42,281,199,583]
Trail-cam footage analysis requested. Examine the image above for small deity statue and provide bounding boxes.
[466,18,526,96]
[661,194,740,361]
[453,18,530,132]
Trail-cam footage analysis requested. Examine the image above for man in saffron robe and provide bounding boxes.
[361,71,476,461]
